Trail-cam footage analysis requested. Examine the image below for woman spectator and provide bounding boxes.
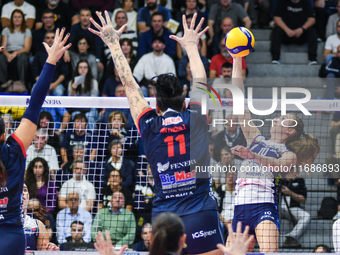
[111,0,137,32]
[0,9,32,85]
[25,157,58,214]
[68,36,98,80]
[120,38,138,70]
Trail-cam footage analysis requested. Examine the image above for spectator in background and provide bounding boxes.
[138,12,176,59]
[208,0,251,46]
[32,9,58,55]
[271,0,318,64]
[32,31,69,96]
[69,8,104,72]
[120,38,138,69]
[213,114,247,162]
[70,0,114,14]
[326,0,340,39]
[104,139,135,191]
[178,39,209,79]
[67,36,98,80]
[38,111,61,154]
[133,223,152,251]
[134,37,176,85]
[176,14,207,59]
[59,144,85,178]
[329,112,340,160]
[176,0,206,31]
[58,160,96,212]
[210,38,247,78]
[1,0,35,30]
[137,0,171,33]
[60,221,95,250]
[1,113,14,140]
[68,60,99,97]
[35,0,79,31]
[247,0,270,29]
[212,17,234,56]
[324,20,340,64]
[60,113,97,168]
[314,245,331,253]
[179,62,191,97]
[281,175,310,248]
[99,169,133,211]
[39,106,71,135]
[112,0,137,32]
[212,146,235,188]
[57,192,93,244]
[324,45,340,99]
[0,9,31,84]
[91,191,136,245]
[26,129,59,176]
[25,157,57,214]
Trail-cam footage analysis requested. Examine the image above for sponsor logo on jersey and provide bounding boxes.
[192,229,217,239]
[0,197,9,208]
[0,214,4,220]
[162,116,183,126]
[160,170,196,189]
[0,187,8,193]
[170,159,196,170]
[157,162,170,173]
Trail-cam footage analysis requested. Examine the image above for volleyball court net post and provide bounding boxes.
[0,76,338,253]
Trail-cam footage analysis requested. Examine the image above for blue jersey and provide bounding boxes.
[0,134,26,226]
[137,103,217,217]
[24,215,39,250]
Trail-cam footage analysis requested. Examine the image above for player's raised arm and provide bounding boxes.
[232,56,260,145]
[14,28,71,151]
[170,14,209,89]
[89,11,150,125]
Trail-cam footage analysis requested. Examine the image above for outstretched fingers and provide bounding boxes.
[117,24,128,36]
[88,27,101,37]
[190,13,197,30]
[104,10,112,25]
[182,14,188,32]
[169,34,181,43]
[90,17,103,32]
[195,17,205,33]
[96,11,107,27]
[198,26,209,39]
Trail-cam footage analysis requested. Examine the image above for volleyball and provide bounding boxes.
[225,27,255,57]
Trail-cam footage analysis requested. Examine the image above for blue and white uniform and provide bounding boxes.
[24,214,39,250]
[233,135,290,234]
[0,134,27,254]
[137,103,223,254]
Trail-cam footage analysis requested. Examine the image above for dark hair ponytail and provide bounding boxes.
[286,114,320,166]
[149,212,185,255]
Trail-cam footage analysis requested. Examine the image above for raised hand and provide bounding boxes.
[169,13,208,50]
[44,28,71,65]
[231,145,254,159]
[89,11,127,48]
[217,222,254,255]
[94,230,127,255]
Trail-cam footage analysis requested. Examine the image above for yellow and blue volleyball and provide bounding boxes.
[225,27,255,57]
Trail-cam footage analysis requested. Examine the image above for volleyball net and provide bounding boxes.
[0,80,339,253]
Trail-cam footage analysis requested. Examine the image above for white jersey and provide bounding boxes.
[235,135,290,205]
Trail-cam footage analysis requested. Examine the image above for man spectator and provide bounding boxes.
[133,223,152,251]
[137,0,171,33]
[57,192,92,244]
[60,221,95,250]
[134,37,176,83]
[32,9,58,55]
[326,0,340,38]
[91,191,136,245]
[114,11,138,54]
[39,106,70,134]
[138,12,175,59]
[60,113,97,168]
[32,31,69,96]
[26,128,59,176]
[69,8,104,71]
[325,45,340,99]
[210,38,247,78]
[213,114,247,162]
[212,17,235,56]
[208,0,251,46]
[35,0,79,31]
[271,0,318,64]
[281,175,310,248]
[324,20,340,64]
[1,0,35,29]
[58,159,96,212]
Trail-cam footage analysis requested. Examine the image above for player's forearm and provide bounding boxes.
[232,57,243,92]
[187,46,206,83]
[253,153,294,168]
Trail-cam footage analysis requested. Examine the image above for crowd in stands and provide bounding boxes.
[1,0,340,252]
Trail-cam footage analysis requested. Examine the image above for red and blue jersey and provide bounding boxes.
[137,103,217,217]
[0,134,26,226]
